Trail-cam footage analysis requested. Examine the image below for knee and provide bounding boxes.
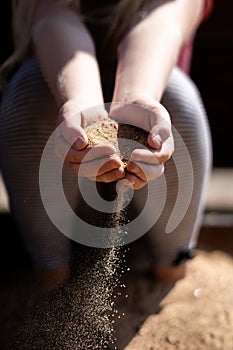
[162,67,206,125]
[162,67,212,165]
[0,56,57,130]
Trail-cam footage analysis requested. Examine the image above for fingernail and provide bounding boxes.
[152,134,162,148]
[74,135,86,150]
[127,162,136,172]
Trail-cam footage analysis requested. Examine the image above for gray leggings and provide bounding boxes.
[0,56,212,269]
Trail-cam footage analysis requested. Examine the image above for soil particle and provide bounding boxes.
[124,250,233,350]
[85,118,149,166]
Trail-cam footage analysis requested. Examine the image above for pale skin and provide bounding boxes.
[31,0,205,285]
[32,0,205,188]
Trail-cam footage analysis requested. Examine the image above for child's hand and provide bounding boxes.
[55,100,125,182]
[109,98,174,189]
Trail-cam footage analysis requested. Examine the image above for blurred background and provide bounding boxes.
[191,0,233,168]
[190,0,233,251]
[0,2,232,349]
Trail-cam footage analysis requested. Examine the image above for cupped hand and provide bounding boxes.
[55,100,125,182]
[109,98,174,189]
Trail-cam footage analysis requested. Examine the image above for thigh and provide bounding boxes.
[0,56,57,145]
[0,56,78,269]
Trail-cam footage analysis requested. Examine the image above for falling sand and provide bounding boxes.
[8,118,149,350]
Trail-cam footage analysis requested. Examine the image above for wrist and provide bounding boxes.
[112,69,163,104]
[57,100,81,125]
[112,89,158,105]
[62,98,105,112]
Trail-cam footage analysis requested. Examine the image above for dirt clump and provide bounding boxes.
[85,118,149,166]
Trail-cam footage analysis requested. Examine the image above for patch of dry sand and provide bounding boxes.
[124,250,233,350]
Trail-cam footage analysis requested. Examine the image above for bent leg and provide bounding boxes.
[0,57,79,277]
[133,67,212,281]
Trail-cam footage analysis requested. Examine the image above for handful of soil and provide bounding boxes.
[85,118,149,167]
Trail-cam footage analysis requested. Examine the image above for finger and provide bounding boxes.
[125,172,147,190]
[131,139,173,164]
[68,157,123,177]
[55,135,116,163]
[57,116,89,150]
[148,125,171,149]
[96,157,123,175]
[130,148,160,164]
[152,136,174,163]
[127,161,164,181]
[154,140,174,163]
[89,167,126,183]
[68,143,117,163]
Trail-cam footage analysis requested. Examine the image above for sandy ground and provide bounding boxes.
[0,173,233,350]
[1,224,232,350]
[101,228,232,350]
[123,249,233,350]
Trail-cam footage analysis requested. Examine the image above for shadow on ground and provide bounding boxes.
[0,212,176,350]
[0,212,232,350]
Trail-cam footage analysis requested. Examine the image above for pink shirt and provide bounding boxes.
[177,0,213,74]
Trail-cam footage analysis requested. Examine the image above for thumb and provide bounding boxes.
[57,101,88,150]
[148,125,171,150]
